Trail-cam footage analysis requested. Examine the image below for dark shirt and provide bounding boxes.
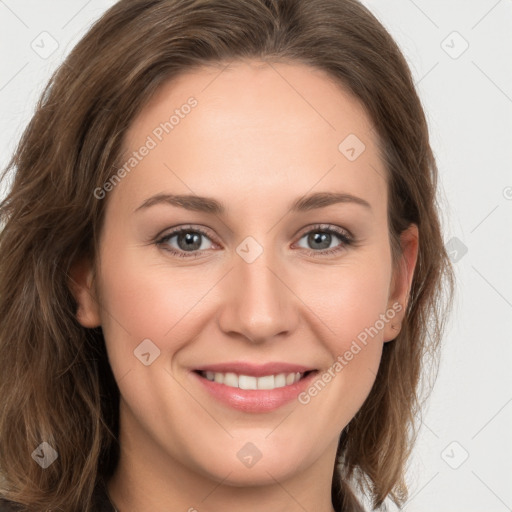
[0,478,116,511]
[91,478,118,511]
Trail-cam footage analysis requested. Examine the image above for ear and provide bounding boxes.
[383,224,419,342]
[68,257,102,328]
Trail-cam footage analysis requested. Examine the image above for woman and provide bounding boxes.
[0,0,454,510]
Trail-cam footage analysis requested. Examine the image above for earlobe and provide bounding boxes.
[383,224,419,342]
[68,257,102,328]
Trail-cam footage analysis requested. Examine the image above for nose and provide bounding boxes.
[216,248,299,344]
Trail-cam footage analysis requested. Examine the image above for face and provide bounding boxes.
[74,60,417,489]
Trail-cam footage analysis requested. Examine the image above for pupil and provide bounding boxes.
[179,232,201,251]
[310,232,331,250]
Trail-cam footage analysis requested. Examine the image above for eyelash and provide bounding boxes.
[155,224,354,259]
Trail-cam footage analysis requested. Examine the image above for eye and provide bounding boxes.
[294,224,353,256]
[156,226,215,258]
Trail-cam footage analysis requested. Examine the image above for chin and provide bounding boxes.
[190,444,311,488]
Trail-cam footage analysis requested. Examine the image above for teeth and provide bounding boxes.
[201,371,304,390]
[224,372,238,387]
[238,375,257,390]
[257,375,275,390]
[274,374,286,388]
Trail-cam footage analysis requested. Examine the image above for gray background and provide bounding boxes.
[1,1,511,511]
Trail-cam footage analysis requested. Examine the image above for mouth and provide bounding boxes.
[194,369,316,390]
[190,363,319,413]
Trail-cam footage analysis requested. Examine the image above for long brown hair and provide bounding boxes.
[0,0,454,510]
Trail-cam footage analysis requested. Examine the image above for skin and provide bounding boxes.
[71,59,418,512]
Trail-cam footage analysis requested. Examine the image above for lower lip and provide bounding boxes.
[191,371,318,413]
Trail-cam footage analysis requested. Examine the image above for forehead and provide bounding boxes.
[113,60,386,216]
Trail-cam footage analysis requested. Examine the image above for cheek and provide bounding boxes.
[299,255,392,349]
[95,240,216,372]
[293,251,392,423]
[331,270,391,345]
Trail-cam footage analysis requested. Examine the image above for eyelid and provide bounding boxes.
[155,224,218,247]
[154,224,215,241]
[294,223,353,241]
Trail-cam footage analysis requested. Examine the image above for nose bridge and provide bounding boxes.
[217,242,297,342]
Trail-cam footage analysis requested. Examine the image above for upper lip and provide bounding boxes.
[193,361,315,377]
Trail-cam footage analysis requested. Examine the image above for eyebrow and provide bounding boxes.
[134,191,372,215]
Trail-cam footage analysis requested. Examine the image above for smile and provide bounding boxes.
[198,370,307,390]
[191,362,318,413]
